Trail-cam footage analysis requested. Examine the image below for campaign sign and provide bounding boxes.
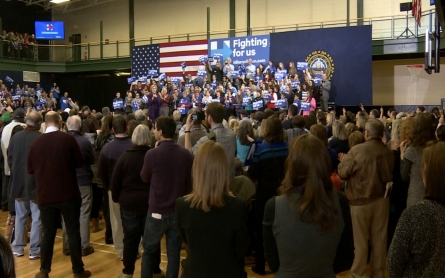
[12,95,21,101]
[127,76,136,84]
[278,69,287,76]
[197,71,207,78]
[301,101,310,111]
[132,101,140,111]
[275,99,286,109]
[230,71,240,79]
[291,81,300,89]
[263,92,271,101]
[253,100,263,109]
[113,100,123,110]
[185,84,193,88]
[297,62,308,70]
[242,97,251,106]
[139,76,148,83]
[213,53,223,61]
[158,73,166,80]
[181,62,186,69]
[209,35,270,67]
[313,77,322,86]
[275,73,284,81]
[170,77,182,84]
[211,98,221,103]
[178,106,186,115]
[5,76,14,84]
[199,55,208,63]
[148,69,158,77]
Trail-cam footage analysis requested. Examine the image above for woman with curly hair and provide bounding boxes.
[400,113,436,207]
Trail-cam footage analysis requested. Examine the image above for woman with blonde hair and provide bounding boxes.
[264,134,344,277]
[328,121,350,154]
[176,141,247,278]
[326,112,335,137]
[345,123,358,138]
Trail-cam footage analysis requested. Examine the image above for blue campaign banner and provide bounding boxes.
[263,92,271,101]
[127,76,136,84]
[5,76,14,84]
[158,73,166,80]
[197,71,207,77]
[35,21,65,40]
[242,97,251,106]
[139,76,148,83]
[113,100,123,110]
[148,69,158,77]
[301,101,310,111]
[199,55,208,63]
[275,99,286,109]
[291,81,299,89]
[181,62,186,69]
[253,100,263,109]
[213,53,223,61]
[171,77,182,84]
[178,106,186,115]
[209,35,270,68]
[230,71,240,79]
[297,62,308,70]
[275,73,284,81]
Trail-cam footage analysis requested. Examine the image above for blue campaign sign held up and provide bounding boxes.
[208,35,270,68]
[297,62,308,70]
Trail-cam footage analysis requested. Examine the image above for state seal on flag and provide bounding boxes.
[305,50,334,79]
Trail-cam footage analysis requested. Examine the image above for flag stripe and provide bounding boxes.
[160,55,206,63]
[160,45,208,53]
[160,50,207,58]
[160,61,204,68]
[160,40,208,47]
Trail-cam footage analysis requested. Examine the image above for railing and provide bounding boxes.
[0,9,438,63]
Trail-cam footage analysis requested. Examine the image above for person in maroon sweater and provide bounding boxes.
[27,111,91,278]
[140,116,193,278]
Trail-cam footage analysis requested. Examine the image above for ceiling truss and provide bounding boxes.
[17,0,114,13]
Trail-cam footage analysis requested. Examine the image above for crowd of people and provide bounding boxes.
[1,31,36,60]
[0,67,444,278]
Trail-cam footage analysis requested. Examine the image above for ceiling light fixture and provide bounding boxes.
[50,0,71,4]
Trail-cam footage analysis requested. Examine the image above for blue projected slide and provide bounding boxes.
[35,21,65,40]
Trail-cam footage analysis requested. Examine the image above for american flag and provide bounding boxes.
[131,40,208,80]
[412,0,421,27]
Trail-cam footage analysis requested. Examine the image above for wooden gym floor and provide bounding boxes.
[0,210,353,277]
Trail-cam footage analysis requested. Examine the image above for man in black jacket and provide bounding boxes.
[9,111,42,259]
[63,115,95,257]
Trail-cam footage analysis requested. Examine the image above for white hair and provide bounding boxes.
[66,115,82,131]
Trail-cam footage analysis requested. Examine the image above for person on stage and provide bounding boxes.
[147,85,162,122]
